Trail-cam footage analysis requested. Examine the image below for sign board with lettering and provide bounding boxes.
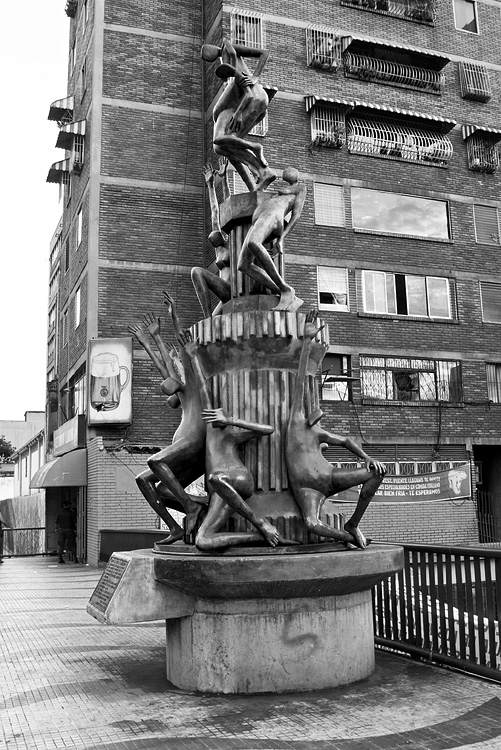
[332,463,471,504]
[88,556,130,614]
[54,414,86,457]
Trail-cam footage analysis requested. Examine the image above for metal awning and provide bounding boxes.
[48,95,74,122]
[46,158,70,184]
[341,35,450,69]
[305,95,456,132]
[30,449,87,489]
[56,120,86,150]
[462,124,501,142]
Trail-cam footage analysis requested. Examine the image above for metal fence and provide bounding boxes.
[2,527,46,557]
[373,542,501,681]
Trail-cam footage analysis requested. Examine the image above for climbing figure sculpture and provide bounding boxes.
[286,311,386,549]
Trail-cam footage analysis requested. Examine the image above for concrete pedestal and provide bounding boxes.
[165,590,374,693]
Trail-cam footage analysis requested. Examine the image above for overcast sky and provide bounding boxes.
[0,5,69,421]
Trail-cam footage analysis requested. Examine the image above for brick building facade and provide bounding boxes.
[43,0,501,563]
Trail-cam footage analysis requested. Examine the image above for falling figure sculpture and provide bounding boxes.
[286,310,386,549]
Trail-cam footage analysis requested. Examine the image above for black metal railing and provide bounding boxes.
[373,542,501,681]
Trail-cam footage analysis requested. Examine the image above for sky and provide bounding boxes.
[0,5,70,421]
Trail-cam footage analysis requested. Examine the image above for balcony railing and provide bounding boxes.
[344,51,444,94]
[373,542,501,682]
[341,0,435,24]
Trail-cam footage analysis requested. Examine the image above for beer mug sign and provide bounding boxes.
[90,352,130,412]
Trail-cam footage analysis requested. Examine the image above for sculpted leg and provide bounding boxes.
[195,494,266,551]
[294,487,355,543]
[191,267,231,318]
[136,469,184,544]
[330,467,386,549]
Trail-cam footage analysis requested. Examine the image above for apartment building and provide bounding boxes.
[42,0,501,562]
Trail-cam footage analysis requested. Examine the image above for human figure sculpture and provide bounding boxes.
[191,163,231,318]
[286,311,386,549]
[178,329,290,550]
[238,167,306,312]
[128,302,207,544]
[201,39,276,191]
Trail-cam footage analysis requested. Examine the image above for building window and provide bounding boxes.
[362,271,451,318]
[83,0,88,25]
[314,183,345,227]
[310,103,346,148]
[65,0,77,17]
[322,354,352,401]
[317,267,349,311]
[347,116,453,167]
[76,209,83,247]
[80,60,87,100]
[459,62,491,102]
[306,27,342,72]
[72,135,85,173]
[360,355,462,402]
[486,363,501,402]
[69,41,76,73]
[351,188,450,240]
[69,368,86,416]
[74,287,81,329]
[464,131,499,174]
[65,239,70,273]
[62,311,68,347]
[480,282,501,323]
[473,205,500,245]
[230,9,264,48]
[249,113,268,137]
[340,0,435,24]
[453,0,478,32]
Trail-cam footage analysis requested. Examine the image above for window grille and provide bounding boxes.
[310,104,346,148]
[306,27,342,72]
[249,113,268,137]
[360,355,462,402]
[486,363,501,402]
[340,0,435,24]
[313,183,345,226]
[459,62,491,102]
[72,135,85,173]
[344,51,443,94]
[231,171,248,195]
[347,116,452,166]
[480,282,501,323]
[230,9,264,49]
[465,133,499,174]
[473,205,501,245]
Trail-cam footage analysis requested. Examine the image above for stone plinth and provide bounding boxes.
[87,544,404,694]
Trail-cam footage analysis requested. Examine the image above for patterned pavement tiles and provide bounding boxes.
[1,556,500,750]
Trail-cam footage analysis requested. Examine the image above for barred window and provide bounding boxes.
[360,355,462,402]
[306,27,342,72]
[473,205,501,245]
[362,271,451,318]
[463,132,499,174]
[486,363,501,402]
[352,188,450,240]
[344,51,444,94]
[480,282,501,323]
[322,354,352,401]
[314,183,345,227]
[347,116,452,167]
[317,267,349,311]
[230,9,264,48]
[250,113,268,137]
[310,104,346,148]
[72,134,85,173]
[340,0,435,24]
[459,62,491,102]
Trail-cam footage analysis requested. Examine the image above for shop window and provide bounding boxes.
[473,205,501,245]
[347,116,452,167]
[459,62,491,101]
[453,0,478,33]
[480,282,501,323]
[360,355,462,402]
[306,27,342,72]
[314,183,345,227]
[486,363,501,402]
[317,267,349,311]
[351,188,450,240]
[362,271,451,318]
[322,354,352,401]
[230,9,264,48]
[340,0,435,24]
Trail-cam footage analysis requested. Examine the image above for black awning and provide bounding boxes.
[48,95,74,123]
[30,449,87,489]
[46,158,70,184]
[56,120,86,149]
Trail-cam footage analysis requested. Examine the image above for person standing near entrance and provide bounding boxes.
[55,500,76,564]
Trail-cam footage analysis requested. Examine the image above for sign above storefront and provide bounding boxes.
[53,414,86,457]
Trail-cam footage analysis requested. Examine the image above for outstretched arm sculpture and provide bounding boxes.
[179,329,289,550]
[129,304,207,544]
[237,167,306,312]
[201,39,275,191]
[286,311,386,549]
[191,163,232,318]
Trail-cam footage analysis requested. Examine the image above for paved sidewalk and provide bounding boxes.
[1,556,500,750]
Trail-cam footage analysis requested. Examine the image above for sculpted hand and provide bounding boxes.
[228,111,243,134]
[203,163,215,184]
[366,459,386,476]
[142,312,161,337]
[127,323,148,345]
[163,291,174,315]
[303,310,324,340]
[202,407,228,428]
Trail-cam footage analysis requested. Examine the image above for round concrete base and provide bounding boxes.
[165,590,375,694]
